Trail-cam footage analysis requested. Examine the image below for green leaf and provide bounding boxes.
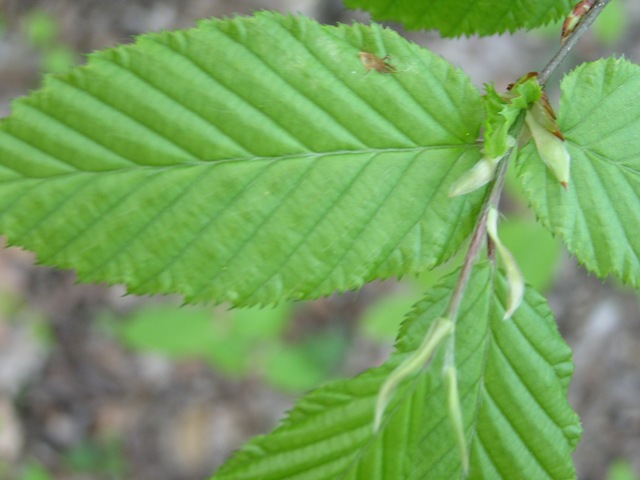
[517,57,640,287]
[344,0,573,37]
[0,12,484,306]
[212,263,581,479]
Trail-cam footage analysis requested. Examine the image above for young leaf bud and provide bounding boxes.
[525,109,571,188]
[486,207,525,320]
[374,316,454,432]
[562,1,596,44]
[449,156,499,197]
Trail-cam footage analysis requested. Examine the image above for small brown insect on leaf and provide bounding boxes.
[359,52,396,74]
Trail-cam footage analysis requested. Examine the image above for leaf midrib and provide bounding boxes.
[0,145,478,182]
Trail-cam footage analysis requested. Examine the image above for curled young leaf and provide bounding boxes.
[524,106,571,188]
[374,316,454,431]
[487,207,525,320]
[483,77,540,162]
[449,154,500,197]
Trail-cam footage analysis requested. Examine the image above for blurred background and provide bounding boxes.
[0,0,638,479]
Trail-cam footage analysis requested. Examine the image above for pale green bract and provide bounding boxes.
[449,78,541,197]
[483,78,542,161]
[486,207,524,320]
[0,12,485,306]
[517,57,640,287]
[344,0,573,36]
[212,263,581,479]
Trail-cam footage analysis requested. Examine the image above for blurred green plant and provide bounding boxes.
[63,438,126,477]
[23,10,58,48]
[0,13,7,38]
[112,302,350,392]
[22,9,76,74]
[594,0,627,45]
[360,289,418,340]
[17,461,53,480]
[608,459,639,480]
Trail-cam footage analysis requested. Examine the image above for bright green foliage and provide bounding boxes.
[0,12,485,307]
[449,77,542,197]
[483,77,542,161]
[344,0,573,36]
[213,263,580,479]
[517,57,640,287]
[0,7,619,478]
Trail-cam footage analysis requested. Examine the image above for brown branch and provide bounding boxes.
[538,0,613,87]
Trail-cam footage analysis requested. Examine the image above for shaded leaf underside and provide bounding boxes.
[0,12,485,306]
[213,263,580,479]
[517,57,640,287]
[344,0,573,36]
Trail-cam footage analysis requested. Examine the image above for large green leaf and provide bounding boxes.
[344,0,573,37]
[212,263,581,479]
[517,57,640,287]
[0,12,484,306]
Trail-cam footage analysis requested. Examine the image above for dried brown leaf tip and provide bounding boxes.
[506,71,538,92]
[359,52,396,73]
